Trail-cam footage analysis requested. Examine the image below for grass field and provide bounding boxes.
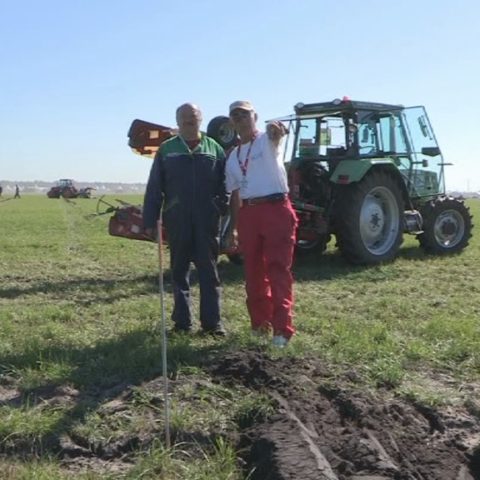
[0,195,479,479]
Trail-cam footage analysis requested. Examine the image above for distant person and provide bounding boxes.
[14,184,20,199]
[0,185,3,197]
[143,103,227,336]
[225,100,297,348]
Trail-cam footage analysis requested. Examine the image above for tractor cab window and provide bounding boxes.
[401,106,445,196]
[357,113,407,156]
[58,179,74,188]
[377,114,408,155]
[295,117,345,158]
[358,122,377,155]
[296,118,319,158]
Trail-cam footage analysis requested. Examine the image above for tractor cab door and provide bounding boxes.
[400,106,445,197]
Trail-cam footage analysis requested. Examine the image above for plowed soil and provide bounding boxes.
[208,350,480,480]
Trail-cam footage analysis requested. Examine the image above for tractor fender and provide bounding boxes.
[330,159,398,184]
[331,159,410,207]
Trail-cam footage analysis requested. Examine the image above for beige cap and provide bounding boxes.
[229,100,255,114]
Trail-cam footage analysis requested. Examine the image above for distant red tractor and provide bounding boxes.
[47,179,94,199]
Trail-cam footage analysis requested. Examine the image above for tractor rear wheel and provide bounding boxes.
[335,170,404,264]
[207,116,238,150]
[417,196,473,254]
[62,187,76,198]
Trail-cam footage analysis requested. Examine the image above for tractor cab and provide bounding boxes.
[57,179,75,189]
[287,98,445,200]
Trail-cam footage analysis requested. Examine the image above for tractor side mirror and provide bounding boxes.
[421,146,440,156]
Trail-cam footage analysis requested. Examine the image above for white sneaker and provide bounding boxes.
[272,335,289,348]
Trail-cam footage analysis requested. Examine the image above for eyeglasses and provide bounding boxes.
[230,110,251,120]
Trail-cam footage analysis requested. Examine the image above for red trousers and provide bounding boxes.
[237,198,297,338]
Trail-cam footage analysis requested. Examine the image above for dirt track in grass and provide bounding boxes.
[1,348,480,479]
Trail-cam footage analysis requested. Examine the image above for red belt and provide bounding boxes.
[243,193,287,206]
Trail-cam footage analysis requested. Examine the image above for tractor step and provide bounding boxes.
[404,209,423,234]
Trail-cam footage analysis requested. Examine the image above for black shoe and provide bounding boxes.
[202,323,227,337]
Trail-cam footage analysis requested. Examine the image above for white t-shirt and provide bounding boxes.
[225,132,288,199]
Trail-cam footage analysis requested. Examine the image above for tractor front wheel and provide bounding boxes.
[335,170,404,264]
[417,196,473,254]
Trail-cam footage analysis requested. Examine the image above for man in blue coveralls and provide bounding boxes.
[143,103,227,336]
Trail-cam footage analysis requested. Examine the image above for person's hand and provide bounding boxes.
[223,229,238,251]
[266,121,288,143]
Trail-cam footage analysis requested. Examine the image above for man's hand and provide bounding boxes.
[266,121,288,144]
[223,229,238,252]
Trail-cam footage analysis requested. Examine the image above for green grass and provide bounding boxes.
[0,194,479,478]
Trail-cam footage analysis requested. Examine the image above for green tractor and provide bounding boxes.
[273,97,473,264]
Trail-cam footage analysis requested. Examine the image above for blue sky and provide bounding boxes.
[1,0,479,191]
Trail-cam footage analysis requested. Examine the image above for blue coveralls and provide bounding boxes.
[143,135,226,331]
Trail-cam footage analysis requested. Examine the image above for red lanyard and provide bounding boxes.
[236,134,257,176]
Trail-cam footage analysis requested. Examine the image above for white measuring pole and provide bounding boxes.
[157,219,171,449]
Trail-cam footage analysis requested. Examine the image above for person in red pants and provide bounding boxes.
[225,101,297,347]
